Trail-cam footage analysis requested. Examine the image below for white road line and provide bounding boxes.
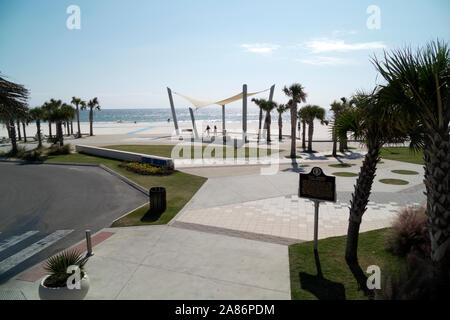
[0,231,40,253]
[0,230,73,275]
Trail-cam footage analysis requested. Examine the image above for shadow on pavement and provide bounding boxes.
[299,250,346,300]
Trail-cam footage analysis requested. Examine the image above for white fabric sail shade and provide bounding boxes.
[173,88,269,109]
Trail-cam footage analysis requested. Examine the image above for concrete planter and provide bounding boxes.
[39,274,90,300]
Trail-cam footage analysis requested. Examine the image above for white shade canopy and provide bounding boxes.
[174,88,269,109]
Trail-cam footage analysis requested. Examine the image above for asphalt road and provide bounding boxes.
[0,162,147,283]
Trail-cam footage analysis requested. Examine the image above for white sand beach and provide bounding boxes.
[1,119,334,141]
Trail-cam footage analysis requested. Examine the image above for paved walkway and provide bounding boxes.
[1,226,290,300]
[174,159,425,243]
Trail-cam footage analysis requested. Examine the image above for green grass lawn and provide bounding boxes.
[45,152,206,227]
[289,228,403,300]
[380,147,423,165]
[379,178,409,185]
[328,163,353,168]
[104,144,280,159]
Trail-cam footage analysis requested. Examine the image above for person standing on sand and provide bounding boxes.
[214,125,217,136]
[205,125,211,136]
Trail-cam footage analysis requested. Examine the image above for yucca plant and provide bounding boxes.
[43,249,88,288]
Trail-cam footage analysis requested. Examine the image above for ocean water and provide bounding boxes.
[75,108,271,123]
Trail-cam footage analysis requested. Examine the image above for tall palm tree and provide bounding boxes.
[373,40,450,282]
[81,97,100,136]
[21,113,31,142]
[252,98,277,142]
[283,83,307,158]
[277,102,289,141]
[30,107,45,148]
[336,89,405,295]
[330,100,346,157]
[0,73,29,154]
[45,99,70,146]
[297,108,307,150]
[16,118,22,141]
[298,105,328,152]
[61,104,75,137]
[42,101,55,138]
[71,97,82,137]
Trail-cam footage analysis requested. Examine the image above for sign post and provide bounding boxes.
[299,167,336,252]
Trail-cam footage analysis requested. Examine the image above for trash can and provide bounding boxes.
[149,187,166,214]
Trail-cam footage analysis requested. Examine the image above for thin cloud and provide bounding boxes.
[297,56,347,66]
[241,43,280,54]
[305,38,386,53]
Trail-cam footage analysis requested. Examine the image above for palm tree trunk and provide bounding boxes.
[278,112,282,141]
[290,106,297,157]
[258,108,263,142]
[89,109,93,136]
[301,120,306,150]
[266,112,271,142]
[70,120,73,135]
[423,130,450,286]
[56,121,64,146]
[22,121,27,142]
[76,106,81,137]
[332,126,337,157]
[307,120,314,152]
[48,122,52,138]
[36,120,42,148]
[9,120,17,154]
[345,144,381,296]
[16,120,21,141]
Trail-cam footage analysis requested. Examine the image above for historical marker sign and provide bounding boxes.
[299,167,336,202]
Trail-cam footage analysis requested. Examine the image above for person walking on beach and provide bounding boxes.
[214,125,217,136]
[205,125,211,137]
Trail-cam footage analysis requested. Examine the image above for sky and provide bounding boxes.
[0,0,449,112]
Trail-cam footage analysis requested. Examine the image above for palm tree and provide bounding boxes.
[45,99,71,146]
[298,105,328,152]
[81,97,100,136]
[277,102,289,141]
[61,104,75,136]
[283,84,307,158]
[252,98,277,142]
[71,97,82,137]
[336,89,405,295]
[30,107,45,148]
[16,118,22,141]
[21,113,31,142]
[297,109,307,150]
[0,73,29,154]
[330,100,346,157]
[373,40,450,282]
[42,101,55,138]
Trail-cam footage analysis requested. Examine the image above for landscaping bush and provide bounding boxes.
[376,251,450,300]
[22,149,45,162]
[386,206,430,258]
[47,144,71,156]
[119,161,173,175]
[47,136,59,144]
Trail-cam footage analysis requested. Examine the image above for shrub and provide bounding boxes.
[22,149,45,162]
[47,136,59,144]
[386,206,430,258]
[43,249,88,288]
[47,144,71,156]
[376,251,450,300]
[119,161,173,175]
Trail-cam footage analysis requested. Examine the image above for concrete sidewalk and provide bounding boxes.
[2,226,291,300]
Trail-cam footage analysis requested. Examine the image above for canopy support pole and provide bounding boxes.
[222,105,226,135]
[188,107,199,139]
[167,87,179,136]
[242,84,247,143]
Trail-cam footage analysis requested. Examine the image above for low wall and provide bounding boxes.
[75,145,175,169]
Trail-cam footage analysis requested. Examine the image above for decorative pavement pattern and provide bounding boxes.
[174,194,424,244]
